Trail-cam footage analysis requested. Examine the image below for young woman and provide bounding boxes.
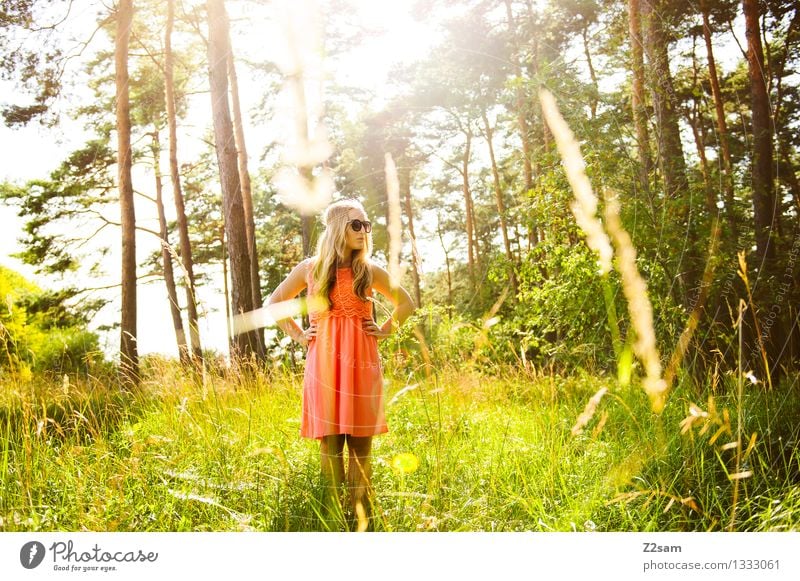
[267,199,416,528]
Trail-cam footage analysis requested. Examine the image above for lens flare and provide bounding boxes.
[391,452,419,474]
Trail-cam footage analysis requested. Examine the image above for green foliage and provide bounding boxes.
[0,266,103,376]
[381,303,482,374]
[514,240,614,368]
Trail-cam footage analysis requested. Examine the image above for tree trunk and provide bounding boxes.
[116,0,138,387]
[152,129,189,364]
[481,110,517,296]
[300,165,315,259]
[743,0,782,382]
[468,193,480,270]
[399,160,422,309]
[207,0,262,359]
[462,130,477,283]
[436,214,453,304]
[640,0,689,201]
[687,101,714,217]
[743,0,778,267]
[227,47,263,313]
[700,0,738,246]
[689,44,716,219]
[581,23,598,120]
[503,0,533,192]
[641,0,693,302]
[165,0,202,362]
[221,224,233,349]
[628,0,652,198]
[522,3,550,155]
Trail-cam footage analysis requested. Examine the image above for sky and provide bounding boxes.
[0,0,439,359]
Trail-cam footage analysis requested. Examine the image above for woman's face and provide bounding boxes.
[343,208,369,253]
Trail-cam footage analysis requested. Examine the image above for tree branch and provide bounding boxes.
[27,0,76,32]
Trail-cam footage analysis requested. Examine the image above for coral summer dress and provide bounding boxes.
[301,261,388,439]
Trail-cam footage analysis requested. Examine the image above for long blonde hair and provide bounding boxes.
[311,199,373,305]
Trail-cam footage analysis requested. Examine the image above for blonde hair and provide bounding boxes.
[311,199,373,304]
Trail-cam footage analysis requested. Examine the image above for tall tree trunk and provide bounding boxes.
[688,102,714,217]
[521,3,550,156]
[152,130,189,363]
[769,8,799,232]
[461,130,478,283]
[399,160,422,309]
[581,23,598,120]
[689,44,716,219]
[226,43,264,349]
[300,165,315,321]
[628,0,652,198]
[468,192,480,268]
[743,0,782,382]
[640,0,689,201]
[116,0,138,387]
[165,0,202,362]
[207,0,262,359]
[226,48,262,312]
[221,224,232,349]
[481,110,518,296]
[436,214,453,304]
[743,0,778,266]
[641,0,693,302]
[503,0,533,193]
[700,0,738,246]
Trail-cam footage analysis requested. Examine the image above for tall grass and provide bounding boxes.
[1,355,798,532]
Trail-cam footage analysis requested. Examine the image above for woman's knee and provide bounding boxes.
[320,434,345,455]
[345,435,372,458]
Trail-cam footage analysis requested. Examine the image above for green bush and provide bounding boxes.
[0,266,103,376]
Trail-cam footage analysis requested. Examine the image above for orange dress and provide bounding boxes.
[301,264,388,439]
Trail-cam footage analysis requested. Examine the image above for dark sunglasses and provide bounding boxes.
[347,219,372,233]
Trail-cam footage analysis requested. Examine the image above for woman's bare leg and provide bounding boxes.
[345,435,373,530]
[319,435,346,523]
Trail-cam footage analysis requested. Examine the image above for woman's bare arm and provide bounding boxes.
[366,263,416,339]
[267,258,315,345]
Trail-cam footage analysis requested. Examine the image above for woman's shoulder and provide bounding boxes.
[368,262,391,287]
[284,257,315,282]
[367,261,387,275]
[302,256,318,276]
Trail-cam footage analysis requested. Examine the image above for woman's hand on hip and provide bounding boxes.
[363,318,391,341]
[299,323,317,346]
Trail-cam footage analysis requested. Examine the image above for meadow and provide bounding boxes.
[2,348,798,532]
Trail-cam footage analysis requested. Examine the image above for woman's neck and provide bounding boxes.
[338,253,356,268]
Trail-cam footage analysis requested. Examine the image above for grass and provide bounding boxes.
[1,357,798,532]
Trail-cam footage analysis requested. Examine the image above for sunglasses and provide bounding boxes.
[347,219,372,233]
